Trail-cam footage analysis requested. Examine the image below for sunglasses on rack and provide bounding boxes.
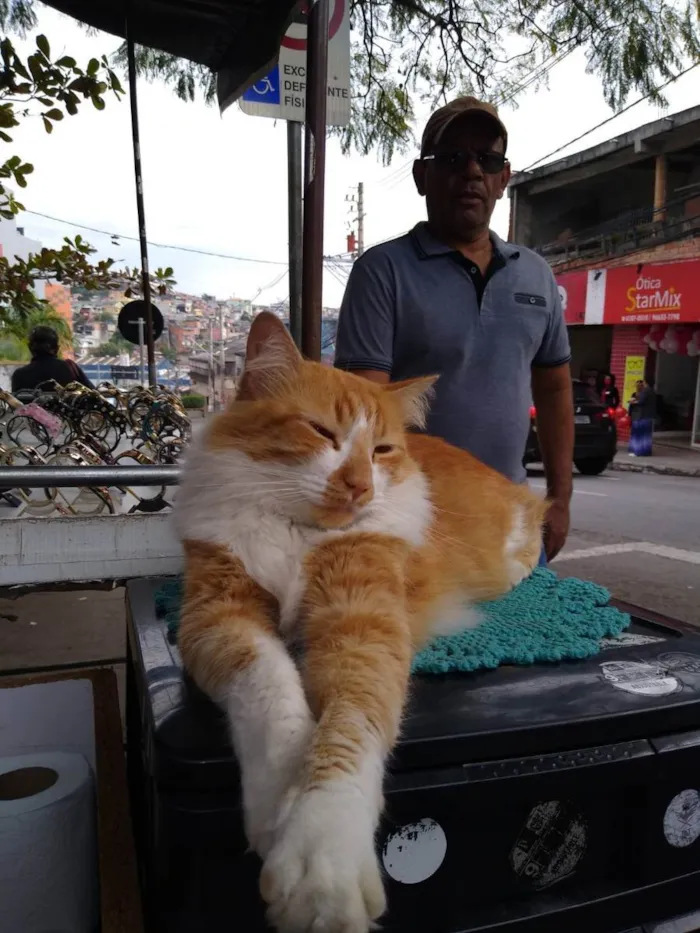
[421,149,508,175]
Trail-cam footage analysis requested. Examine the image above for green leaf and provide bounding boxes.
[38,97,54,107]
[12,58,29,80]
[0,132,11,143]
[42,115,53,134]
[15,173,27,188]
[87,58,100,76]
[92,95,106,111]
[108,70,124,93]
[27,53,43,82]
[44,109,63,121]
[56,56,77,69]
[36,35,50,58]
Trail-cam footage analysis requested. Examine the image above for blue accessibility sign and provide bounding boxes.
[242,66,281,105]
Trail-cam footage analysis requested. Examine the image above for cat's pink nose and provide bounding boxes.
[344,476,371,501]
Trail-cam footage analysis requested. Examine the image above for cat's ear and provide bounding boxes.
[384,375,438,428]
[238,312,302,400]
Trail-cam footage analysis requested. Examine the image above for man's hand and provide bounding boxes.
[543,498,570,562]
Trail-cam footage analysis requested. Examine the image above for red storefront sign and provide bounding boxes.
[555,270,587,325]
[604,259,700,325]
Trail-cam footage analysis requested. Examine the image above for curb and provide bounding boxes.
[610,460,700,478]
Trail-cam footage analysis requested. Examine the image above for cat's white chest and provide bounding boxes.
[225,510,321,631]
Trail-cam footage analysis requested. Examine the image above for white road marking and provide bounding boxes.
[557,544,640,561]
[557,542,700,566]
[637,543,700,566]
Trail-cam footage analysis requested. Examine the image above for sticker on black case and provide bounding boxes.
[600,660,682,696]
[510,800,587,889]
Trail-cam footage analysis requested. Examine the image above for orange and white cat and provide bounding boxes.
[174,312,546,933]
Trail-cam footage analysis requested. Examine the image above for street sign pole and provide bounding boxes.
[301,0,329,362]
[125,9,157,389]
[287,120,303,350]
[240,0,349,361]
[137,317,146,385]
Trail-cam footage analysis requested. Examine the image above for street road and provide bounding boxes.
[528,468,700,627]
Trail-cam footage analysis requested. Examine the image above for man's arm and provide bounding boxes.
[347,369,390,384]
[334,251,395,382]
[531,269,574,561]
[76,364,95,390]
[532,362,574,560]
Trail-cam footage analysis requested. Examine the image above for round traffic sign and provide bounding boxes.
[117,299,164,346]
[282,0,344,52]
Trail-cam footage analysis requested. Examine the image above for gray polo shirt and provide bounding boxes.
[334,222,571,484]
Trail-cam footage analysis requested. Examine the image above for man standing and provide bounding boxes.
[334,97,573,561]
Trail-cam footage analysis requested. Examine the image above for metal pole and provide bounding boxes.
[137,316,146,385]
[208,318,214,412]
[125,12,156,389]
[287,121,303,349]
[0,465,180,487]
[357,181,365,257]
[219,304,226,409]
[301,0,329,361]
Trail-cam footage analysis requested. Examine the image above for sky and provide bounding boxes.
[9,5,700,309]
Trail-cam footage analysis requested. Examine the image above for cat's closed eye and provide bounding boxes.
[309,421,338,446]
[374,444,395,456]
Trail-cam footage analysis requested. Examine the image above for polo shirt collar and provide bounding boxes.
[411,222,520,261]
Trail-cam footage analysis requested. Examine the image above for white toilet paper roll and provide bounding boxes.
[0,751,99,933]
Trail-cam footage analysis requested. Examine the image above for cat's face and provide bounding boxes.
[207,313,436,529]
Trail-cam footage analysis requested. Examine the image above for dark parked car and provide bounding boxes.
[525,379,617,476]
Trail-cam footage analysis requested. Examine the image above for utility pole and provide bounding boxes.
[346,182,365,259]
[357,181,365,257]
[208,318,214,412]
[219,304,226,409]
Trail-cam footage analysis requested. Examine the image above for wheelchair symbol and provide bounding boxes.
[242,66,281,105]
[253,75,275,95]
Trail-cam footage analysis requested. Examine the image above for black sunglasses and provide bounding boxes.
[422,149,508,175]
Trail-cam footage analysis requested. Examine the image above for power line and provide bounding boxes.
[376,42,578,191]
[522,62,700,171]
[328,228,412,262]
[22,208,289,265]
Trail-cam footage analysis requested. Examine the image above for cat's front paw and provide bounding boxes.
[260,784,386,933]
[241,716,314,859]
[243,778,301,860]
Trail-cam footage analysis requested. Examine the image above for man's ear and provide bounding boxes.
[497,161,511,200]
[238,311,301,400]
[384,375,438,428]
[413,160,426,197]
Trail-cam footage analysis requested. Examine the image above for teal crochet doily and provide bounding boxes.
[155,568,630,675]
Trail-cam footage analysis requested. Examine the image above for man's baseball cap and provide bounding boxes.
[420,96,508,157]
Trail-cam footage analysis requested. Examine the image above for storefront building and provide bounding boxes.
[557,258,700,448]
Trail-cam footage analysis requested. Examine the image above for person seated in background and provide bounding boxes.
[11,325,94,395]
[601,373,620,409]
